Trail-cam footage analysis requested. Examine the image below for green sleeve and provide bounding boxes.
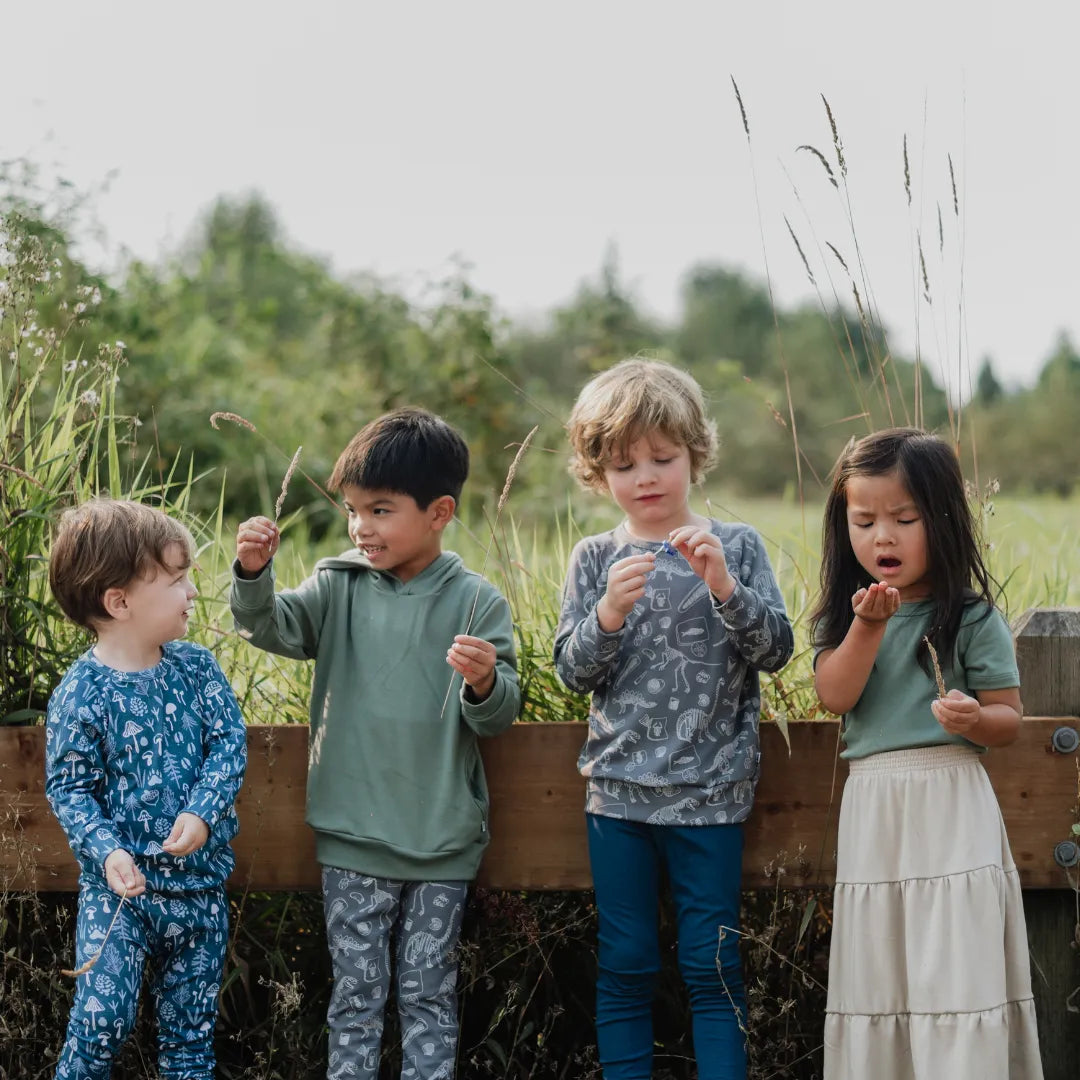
[960,606,1020,690]
[229,559,330,661]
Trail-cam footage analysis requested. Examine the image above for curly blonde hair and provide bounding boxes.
[567,358,718,491]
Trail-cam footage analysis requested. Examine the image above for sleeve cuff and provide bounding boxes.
[230,559,275,609]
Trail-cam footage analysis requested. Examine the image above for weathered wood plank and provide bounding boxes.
[2,718,1076,891]
[1014,607,1080,1080]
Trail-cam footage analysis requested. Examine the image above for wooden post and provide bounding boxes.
[1014,607,1080,1080]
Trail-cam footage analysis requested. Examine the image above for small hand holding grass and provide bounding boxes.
[931,689,982,735]
[163,812,210,857]
[104,849,146,898]
[447,635,497,701]
[852,581,901,624]
[237,516,280,577]
[668,526,735,603]
[596,552,656,632]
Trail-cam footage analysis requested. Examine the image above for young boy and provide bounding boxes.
[554,359,793,1080]
[230,406,520,1080]
[45,499,247,1080]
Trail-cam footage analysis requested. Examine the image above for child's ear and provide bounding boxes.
[100,586,129,621]
[428,495,456,532]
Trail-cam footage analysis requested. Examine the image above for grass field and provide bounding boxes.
[203,489,1077,728]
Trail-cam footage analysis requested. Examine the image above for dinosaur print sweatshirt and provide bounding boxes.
[554,520,793,826]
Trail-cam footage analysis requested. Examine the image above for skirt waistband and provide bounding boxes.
[847,743,983,775]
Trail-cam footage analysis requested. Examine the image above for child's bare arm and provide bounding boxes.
[236,515,280,577]
[815,582,899,714]
[931,686,1022,747]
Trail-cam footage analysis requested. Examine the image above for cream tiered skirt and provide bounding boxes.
[824,745,1043,1079]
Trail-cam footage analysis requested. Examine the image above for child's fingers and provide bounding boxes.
[448,639,496,673]
[671,527,720,553]
[452,635,494,652]
[237,518,280,550]
[610,558,653,586]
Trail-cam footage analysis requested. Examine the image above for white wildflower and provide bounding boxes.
[79,389,100,407]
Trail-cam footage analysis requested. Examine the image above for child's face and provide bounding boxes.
[341,484,447,583]
[119,542,198,645]
[845,471,930,601]
[602,433,693,540]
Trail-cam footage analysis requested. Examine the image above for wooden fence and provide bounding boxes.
[2,717,1076,894]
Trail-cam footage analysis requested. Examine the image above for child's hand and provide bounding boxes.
[668,526,735,602]
[931,689,981,735]
[597,552,656,632]
[104,849,147,898]
[851,581,900,624]
[236,516,280,577]
[447,635,497,701]
[163,812,210,857]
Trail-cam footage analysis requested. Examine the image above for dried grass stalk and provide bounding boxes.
[274,445,302,521]
[61,887,129,977]
[923,635,947,698]
[209,411,257,432]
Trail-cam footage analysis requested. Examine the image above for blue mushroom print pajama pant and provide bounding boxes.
[322,867,469,1080]
[55,882,229,1080]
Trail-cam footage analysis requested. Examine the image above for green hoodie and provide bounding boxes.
[230,549,520,880]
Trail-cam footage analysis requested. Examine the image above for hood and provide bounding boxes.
[314,547,466,596]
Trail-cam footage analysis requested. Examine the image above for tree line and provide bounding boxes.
[5,188,1078,530]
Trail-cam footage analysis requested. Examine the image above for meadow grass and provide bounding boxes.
[192,486,1080,735]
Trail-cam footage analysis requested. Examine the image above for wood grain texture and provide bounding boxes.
[3,717,1076,891]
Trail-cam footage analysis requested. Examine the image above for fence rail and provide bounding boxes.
[2,716,1076,892]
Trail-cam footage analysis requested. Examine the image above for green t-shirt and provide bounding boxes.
[838,599,1019,760]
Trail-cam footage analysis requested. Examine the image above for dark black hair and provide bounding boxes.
[328,407,469,507]
[809,427,998,670]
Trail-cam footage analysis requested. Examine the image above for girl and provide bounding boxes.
[811,428,1043,1079]
[554,359,794,1080]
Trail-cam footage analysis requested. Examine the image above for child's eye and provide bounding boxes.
[853,522,873,529]
[654,458,673,465]
[898,518,919,525]
[611,463,632,472]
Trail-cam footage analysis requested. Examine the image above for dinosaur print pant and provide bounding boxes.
[55,882,228,1079]
[322,867,468,1080]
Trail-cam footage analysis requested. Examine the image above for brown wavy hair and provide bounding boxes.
[49,499,194,631]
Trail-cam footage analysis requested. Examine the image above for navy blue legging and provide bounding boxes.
[586,814,747,1080]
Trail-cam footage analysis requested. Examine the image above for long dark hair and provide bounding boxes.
[809,427,998,670]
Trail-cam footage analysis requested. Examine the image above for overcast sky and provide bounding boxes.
[4,1,1077,392]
